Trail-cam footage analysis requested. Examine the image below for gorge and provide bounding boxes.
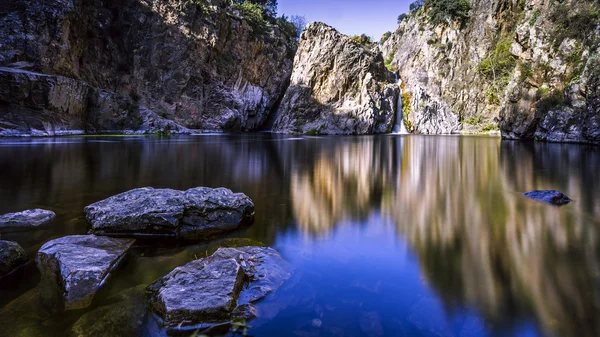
[1,0,598,143]
[1,1,599,337]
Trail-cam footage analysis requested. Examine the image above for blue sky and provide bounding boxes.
[278,0,412,39]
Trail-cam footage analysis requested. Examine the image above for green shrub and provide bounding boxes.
[397,13,409,24]
[384,52,397,71]
[350,34,373,46]
[381,31,392,44]
[536,89,565,114]
[463,115,481,125]
[424,0,471,26]
[410,0,424,12]
[234,1,269,35]
[478,36,516,101]
[550,2,599,48]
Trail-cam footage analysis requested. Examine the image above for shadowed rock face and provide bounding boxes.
[0,208,55,229]
[273,22,399,135]
[524,190,572,206]
[36,235,134,311]
[0,0,294,135]
[84,187,255,240]
[0,240,28,277]
[147,246,292,331]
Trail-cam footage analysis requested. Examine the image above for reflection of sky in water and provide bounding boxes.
[251,214,542,337]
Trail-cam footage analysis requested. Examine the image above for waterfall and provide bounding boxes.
[392,72,409,134]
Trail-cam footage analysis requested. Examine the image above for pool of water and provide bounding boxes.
[0,134,598,337]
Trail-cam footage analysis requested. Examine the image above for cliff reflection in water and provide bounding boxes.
[289,136,600,337]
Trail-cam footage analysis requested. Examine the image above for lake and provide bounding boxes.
[0,134,598,337]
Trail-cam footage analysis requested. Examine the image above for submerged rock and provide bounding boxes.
[85,187,255,240]
[0,208,56,229]
[523,190,572,206]
[36,235,134,311]
[273,22,399,135]
[70,285,147,337]
[147,246,292,330]
[0,240,28,278]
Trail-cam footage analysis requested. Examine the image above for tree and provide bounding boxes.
[397,13,408,24]
[234,0,277,19]
[290,15,307,37]
[409,0,424,12]
[424,0,471,26]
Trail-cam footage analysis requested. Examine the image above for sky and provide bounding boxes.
[278,0,412,39]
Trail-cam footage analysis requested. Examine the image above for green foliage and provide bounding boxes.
[529,9,540,25]
[276,15,298,40]
[153,129,172,137]
[235,0,277,18]
[463,115,481,126]
[380,31,392,44]
[384,51,396,71]
[234,1,269,35]
[550,1,599,48]
[518,62,533,83]
[305,128,319,136]
[401,87,414,132]
[482,123,499,132]
[424,0,471,26]
[350,34,373,46]
[478,36,516,103]
[410,0,424,12]
[397,13,409,24]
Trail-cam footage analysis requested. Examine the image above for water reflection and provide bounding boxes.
[0,135,598,337]
[288,136,600,337]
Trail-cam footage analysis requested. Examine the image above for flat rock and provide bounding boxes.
[85,187,255,240]
[0,240,28,277]
[36,235,134,311]
[147,246,292,330]
[523,190,572,206]
[147,258,245,327]
[0,209,55,229]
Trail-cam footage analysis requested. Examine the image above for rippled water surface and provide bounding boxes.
[0,134,599,337]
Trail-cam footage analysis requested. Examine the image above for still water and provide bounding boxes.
[0,134,598,337]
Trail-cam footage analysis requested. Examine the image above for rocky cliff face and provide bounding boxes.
[0,0,294,135]
[382,0,600,144]
[273,22,399,135]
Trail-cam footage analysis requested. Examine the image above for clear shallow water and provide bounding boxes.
[0,134,599,337]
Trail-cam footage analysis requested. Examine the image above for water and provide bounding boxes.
[0,134,599,337]
[392,75,409,134]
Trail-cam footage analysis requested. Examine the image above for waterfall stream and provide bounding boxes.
[392,72,409,134]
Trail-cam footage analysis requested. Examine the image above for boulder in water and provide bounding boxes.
[0,209,55,229]
[147,246,292,331]
[36,235,134,311]
[523,190,572,206]
[85,187,255,240]
[0,240,28,278]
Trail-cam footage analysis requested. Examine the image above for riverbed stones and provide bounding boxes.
[36,235,134,311]
[147,246,292,329]
[0,209,55,229]
[0,240,28,278]
[523,190,572,206]
[84,187,255,240]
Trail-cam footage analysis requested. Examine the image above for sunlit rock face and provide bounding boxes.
[381,0,600,143]
[273,22,399,135]
[289,136,600,337]
[0,0,294,134]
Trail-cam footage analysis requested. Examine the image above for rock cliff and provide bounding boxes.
[382,0,600,144]
[0,0,294,135]
[273,22,399,135]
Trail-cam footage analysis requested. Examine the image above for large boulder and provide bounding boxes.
[84,187,255,240]
[0,240,28,278]
[273,22,399,135]
[147,246,292,331]
[36,235,134,311]
[0,208,56,229]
